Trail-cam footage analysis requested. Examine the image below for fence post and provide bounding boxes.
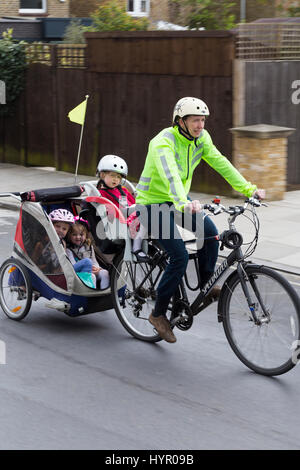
[51,45,59,170]
[233,59,245,126]
[230,124,295,200]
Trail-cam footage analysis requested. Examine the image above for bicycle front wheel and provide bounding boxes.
[111,242,171,342]
[222,265,300,376]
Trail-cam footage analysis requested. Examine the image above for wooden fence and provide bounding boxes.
[0,32,235,195]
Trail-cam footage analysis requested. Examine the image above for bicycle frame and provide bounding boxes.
[120,198,267,326]
[180,206,265,323]
[186,246,245,316]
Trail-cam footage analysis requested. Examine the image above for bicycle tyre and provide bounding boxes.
[111,242,172,342]
[0,258,33,321]
[221,265,300,376]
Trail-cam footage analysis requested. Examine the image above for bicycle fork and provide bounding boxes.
[237,263,269,325]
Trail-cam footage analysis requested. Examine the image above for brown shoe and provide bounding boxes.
[149,313,177,343]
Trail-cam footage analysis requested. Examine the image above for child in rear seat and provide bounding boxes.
[66,217,110,290]
[48,209,96,287]
[96,154,149,262]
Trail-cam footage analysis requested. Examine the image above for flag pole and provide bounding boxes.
[74,94,89,184]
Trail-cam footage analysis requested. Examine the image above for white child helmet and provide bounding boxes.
[173,97,210,123]
[49,209,74,225]
[96,154,128,178]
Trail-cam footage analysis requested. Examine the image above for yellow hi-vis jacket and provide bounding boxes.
[136,126,257,212]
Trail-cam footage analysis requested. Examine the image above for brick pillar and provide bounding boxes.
[230,124,295,201]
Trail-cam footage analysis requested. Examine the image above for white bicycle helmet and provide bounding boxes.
[173,97,210,123]
[96,154,128,178]
[49,209,74,225]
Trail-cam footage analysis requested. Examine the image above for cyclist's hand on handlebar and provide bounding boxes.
[252,189,266,200]
[184,200,203,214]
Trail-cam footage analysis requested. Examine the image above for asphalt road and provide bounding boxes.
[0,208,300,451]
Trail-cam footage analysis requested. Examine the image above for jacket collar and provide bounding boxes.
[173,126,204,147]
[173,125,203,147]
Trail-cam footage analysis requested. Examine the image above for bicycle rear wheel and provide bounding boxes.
[222,265,300,376]
[111,242,172,342]
[0,258,33,321]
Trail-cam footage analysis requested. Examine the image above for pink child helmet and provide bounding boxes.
[49,209,74,225]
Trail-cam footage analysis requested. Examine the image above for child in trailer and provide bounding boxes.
[66,217,110,290]
[7,209,76,293]
[48,209,95,287]
[96,154,149,262]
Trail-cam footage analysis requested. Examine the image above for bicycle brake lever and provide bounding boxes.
[213,207,222,215]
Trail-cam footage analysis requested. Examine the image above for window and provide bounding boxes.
[128,0,134,12]
[19,0,47,14]
[127,0,149,16]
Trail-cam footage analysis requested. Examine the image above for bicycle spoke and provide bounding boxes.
[111,245,171,342]
[223,266,300,376]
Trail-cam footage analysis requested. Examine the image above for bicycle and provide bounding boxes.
[110,197,300,377]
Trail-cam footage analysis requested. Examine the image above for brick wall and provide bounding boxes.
[47,0,70,17]
[0,0,19,17]
[233,135,287,200]
[149,0,170,23]
[70,0,174,24]
[70,0,101,17]
[0,0,70,18]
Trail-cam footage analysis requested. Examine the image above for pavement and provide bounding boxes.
[0,162,299,276]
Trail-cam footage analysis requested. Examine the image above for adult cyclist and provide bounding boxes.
[136,97,265,343]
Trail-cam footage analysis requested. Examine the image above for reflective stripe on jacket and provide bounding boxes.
[136,126,257,212]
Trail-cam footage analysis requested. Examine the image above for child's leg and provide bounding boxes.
[96,269,110,289]
[132,237,143,253]
[132,224,148,258]
[73,258,93,272]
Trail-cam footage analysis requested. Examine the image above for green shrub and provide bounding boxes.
[0,29,27,117]
[62,19,86,44]
[87,0,149,32]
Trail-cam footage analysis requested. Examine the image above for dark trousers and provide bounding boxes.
[154,215,218,316]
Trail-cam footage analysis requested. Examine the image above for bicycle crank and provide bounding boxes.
[171,300,194,331]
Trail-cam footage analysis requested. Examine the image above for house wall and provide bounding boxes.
[0,0,297,23]
[0,0,19,17]
[149,0,170,23]
[70,0,101,17]
[70,0,173,24]
[0,0,70,18]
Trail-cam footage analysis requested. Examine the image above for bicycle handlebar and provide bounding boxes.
[203,197,267,216]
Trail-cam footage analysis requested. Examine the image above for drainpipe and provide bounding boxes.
[240,0,246,22]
